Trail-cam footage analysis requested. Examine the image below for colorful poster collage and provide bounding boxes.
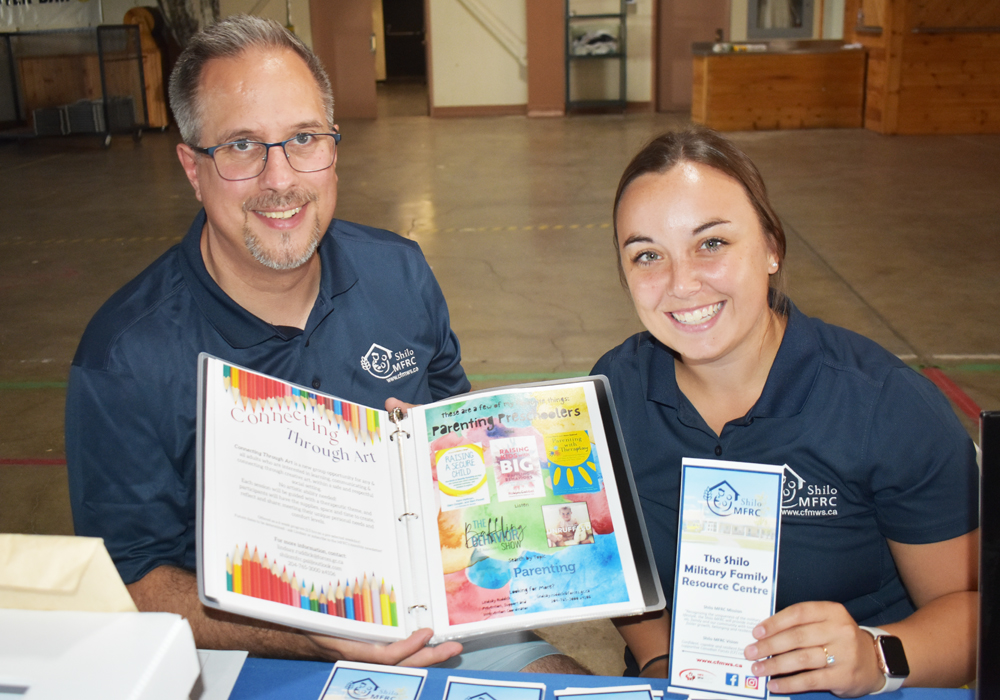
[423,385,630,624]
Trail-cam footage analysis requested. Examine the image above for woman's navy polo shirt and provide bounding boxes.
[593,302,978,625]
[66,211,470,584]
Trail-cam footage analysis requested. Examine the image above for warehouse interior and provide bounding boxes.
[1,0,998,676]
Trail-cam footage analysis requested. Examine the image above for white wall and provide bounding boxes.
[101,0,142,25]
[428,0,527,108]
[220,0,313,47]
[730,0,844,40]
[627,0,653,102]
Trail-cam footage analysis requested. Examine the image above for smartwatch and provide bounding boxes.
[859,626,909,694]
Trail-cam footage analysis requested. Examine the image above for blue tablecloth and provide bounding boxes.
[230,658,975,700]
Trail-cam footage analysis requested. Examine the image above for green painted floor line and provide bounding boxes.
[0,381,68,390]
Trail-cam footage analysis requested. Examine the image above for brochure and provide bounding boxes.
[443,677,546,700]
[318,661,427,700]
[668,458,784,699]
[196,354,664,644]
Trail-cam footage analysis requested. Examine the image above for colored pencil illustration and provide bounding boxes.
[231,367,241,406]
[336,581,346,617]
[344,581,355,620]
[223,546,398,625]
[219,362,387,445]
[261,554,271,601]
[380,579,390,625]
[232,546,243,594]
[353,577,363,620]
[241,545,250,596]
[251,548,261,598]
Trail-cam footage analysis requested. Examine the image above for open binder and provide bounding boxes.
[196,353,663,644]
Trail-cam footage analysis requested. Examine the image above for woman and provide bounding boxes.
[592,129,978,695]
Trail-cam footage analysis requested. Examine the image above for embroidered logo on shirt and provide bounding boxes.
[781,465,839,517]
[360,343,420,383]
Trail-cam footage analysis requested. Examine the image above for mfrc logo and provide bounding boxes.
[346,679,378,699]
[678,668,714,683]
[745,677,760,690]
[704,481,738,516]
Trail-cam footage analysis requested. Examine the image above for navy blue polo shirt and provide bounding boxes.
[593,303,978,625]
[67,211,470,584]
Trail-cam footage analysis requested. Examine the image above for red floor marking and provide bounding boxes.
[921,367,982,423]
[0,458,67,465]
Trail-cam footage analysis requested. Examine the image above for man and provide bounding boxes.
[67,15,584,673]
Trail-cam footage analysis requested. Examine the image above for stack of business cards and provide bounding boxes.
[319,661,429,700]
[555,686,659,700]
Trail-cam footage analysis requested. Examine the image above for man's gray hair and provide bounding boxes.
[168,14,334,145]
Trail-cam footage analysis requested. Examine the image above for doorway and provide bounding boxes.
[376,0,429,116]
[655,0,730,112]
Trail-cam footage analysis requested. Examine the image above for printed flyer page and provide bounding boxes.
[199,356,410,642]
[668,458,784,699]
[412,380,649,639]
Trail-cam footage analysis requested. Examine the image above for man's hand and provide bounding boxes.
[128,566,462,664]
[306,628,462,666]
[385,397,417,415]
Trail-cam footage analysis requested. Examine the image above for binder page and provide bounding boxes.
[409,379,646,641]
[197,355,408,643]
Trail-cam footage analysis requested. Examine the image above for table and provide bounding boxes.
[230,658,975,700]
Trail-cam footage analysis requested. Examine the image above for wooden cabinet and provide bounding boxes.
[691,41,866,130]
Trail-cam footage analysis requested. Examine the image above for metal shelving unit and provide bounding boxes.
[565,0,627,112]
[0,25,148,146]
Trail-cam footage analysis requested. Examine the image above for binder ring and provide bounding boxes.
[408,604,428,612]
[389,407,410,441]
[398,512,418,521]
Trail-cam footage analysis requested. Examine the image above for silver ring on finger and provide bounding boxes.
[824,646,835,666]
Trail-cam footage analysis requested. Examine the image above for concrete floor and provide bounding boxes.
[1,100,998,674]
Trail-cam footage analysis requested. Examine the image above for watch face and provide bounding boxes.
[878,635,910,677]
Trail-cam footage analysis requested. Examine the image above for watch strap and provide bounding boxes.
[859,626,906,694]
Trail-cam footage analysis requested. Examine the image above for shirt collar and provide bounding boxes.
[178,211,358,349]
[644,301,821,420]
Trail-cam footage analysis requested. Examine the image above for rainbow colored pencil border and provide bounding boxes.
[226,545,398,626]
[222,364,381,445]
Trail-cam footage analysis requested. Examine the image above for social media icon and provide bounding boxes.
[745,677,760,690]
[726,673,739,686]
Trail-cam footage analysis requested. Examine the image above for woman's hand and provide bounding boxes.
[306,627,463,666]
[744,601,884,697]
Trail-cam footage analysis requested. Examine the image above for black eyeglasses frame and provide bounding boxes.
[190,132,342,181]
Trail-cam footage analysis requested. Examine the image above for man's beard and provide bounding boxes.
[242,189,323,271]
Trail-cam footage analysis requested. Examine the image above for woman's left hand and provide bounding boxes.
[744,601,884,698]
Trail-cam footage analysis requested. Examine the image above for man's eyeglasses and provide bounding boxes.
[191,132,341,181]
